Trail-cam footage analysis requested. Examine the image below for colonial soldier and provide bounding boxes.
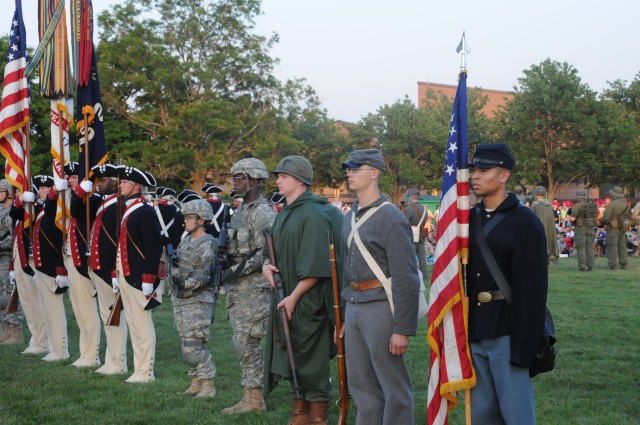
[202,183,225,238]
[467,144,547,424]
[0,179,22,345]
[9,181,47,353]
[403,187,428,278]
[83,163,129,375]
[24,175,70,361]
[220,158,277,414]
[340,149,419,425]
[262,156,342,425]
[171,199,217,398]
[602,186,631,270]
[53,162,102,367]
[568,189,596,271]
[154,186,184,295]
[177,189,202,205]
[113,165,163,383]
[530,186,559,264]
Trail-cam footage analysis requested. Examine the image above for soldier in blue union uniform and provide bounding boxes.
[467,143,548,424]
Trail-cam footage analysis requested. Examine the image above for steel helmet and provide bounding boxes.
[230,158,269,180]
[182,199,214,222]
[273,155,313,185]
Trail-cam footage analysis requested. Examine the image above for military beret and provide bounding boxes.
[342,149,386,171]
[33,175,54,189]
[470,143,515,170]
[532,186,547,196]
[64,162,79,176]
[201,183,223,194]
[91,163,118,178]
[609,186,625,198]
[116,165,156,187]
[177,189,201,203]
[575,189,587,199]
[156,187,176,198]
[407,188,420,197]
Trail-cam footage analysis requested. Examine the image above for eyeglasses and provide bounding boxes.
[231,175,247,182]
[184,214,199,221]
[344,167,375,174]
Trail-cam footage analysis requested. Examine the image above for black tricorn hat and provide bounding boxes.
[177,189,201,203]
[91,163,118,178]
[64,162,79,176]
[33,175,54,190]
[156,187,177,197]
[201,183,223,194]
[116,165,156,187]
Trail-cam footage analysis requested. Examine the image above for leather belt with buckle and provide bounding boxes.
[350,279,383,291]
[477,290,505,303]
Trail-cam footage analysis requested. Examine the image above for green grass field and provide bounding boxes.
[1,257,639,424]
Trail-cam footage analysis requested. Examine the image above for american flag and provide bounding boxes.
[427,70,476,425]
[0,0,30,192]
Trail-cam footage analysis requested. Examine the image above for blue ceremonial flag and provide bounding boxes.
[75,0,107,182]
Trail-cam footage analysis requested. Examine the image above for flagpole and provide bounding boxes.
[83,114,90,244]
[25,122,34,246]
[57,103,67,245]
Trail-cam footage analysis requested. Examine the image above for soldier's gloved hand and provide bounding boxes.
[55,275,70,289]
[79,180,93,194]
[21,191,36,203]
[54,179,68,192]
[183,278,201,290]
[9,271,15,282]
[142,282,154,297]
[112,277,120,293]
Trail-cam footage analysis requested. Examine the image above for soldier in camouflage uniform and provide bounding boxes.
[0,179,23,344]
[602,186,631,270]
[171,199,217,398]
[221,158,277,415]
[568,189,596,272]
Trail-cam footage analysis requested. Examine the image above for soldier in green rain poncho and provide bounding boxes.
[262,156,343,425]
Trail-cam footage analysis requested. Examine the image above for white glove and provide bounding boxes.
[54,179,68,191]
[9,271,15,282]
[22,191,36,203]
[183,278,201,290]
[55,275,70,288]
[80,180,93,193]
[112,277,120,293]
[142,282,154,296]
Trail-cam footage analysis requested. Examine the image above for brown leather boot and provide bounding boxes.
[288,399,310,425]
[310,401,329,425]
[0,325,23,345]
[177,377,201,396]
[195,379,216,398]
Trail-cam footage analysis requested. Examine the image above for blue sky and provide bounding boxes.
[4,0,640,122]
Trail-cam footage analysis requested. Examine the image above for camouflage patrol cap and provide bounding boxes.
[0,179,12,193]
[533,186,547,196]
[230,158,269,180]
[342,149,386,171]
[576,189,587,199]
[182,199,214,222]
[273,155,313,185]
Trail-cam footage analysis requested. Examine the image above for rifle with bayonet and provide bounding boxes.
[263,228,300,398]
[107,174,123,327]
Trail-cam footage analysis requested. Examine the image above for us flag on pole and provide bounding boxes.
[0,0,30,191]
[427,70,476,425]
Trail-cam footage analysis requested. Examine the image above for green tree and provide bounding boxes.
[97,0,280,188]
[496,59,606,199]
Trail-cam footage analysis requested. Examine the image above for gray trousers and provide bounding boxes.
[414,240,427,278]
[345,299,414,425]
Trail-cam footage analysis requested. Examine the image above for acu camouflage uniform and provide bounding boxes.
[171,233,217,381]
[0,202,22,327]
[226,197,277,389]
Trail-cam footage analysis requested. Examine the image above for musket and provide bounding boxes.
[5,277,19,314]
[263,228,300,398]
[107,162,124,327]
[209,204,231,304]
[329,230,349,425]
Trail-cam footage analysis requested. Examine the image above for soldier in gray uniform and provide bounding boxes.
[171,199,217,398]
[602,186,631,270]
[568,189,596,271]
[0,179,22,344]
[221,158,277,415]
[403,188,428,278]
